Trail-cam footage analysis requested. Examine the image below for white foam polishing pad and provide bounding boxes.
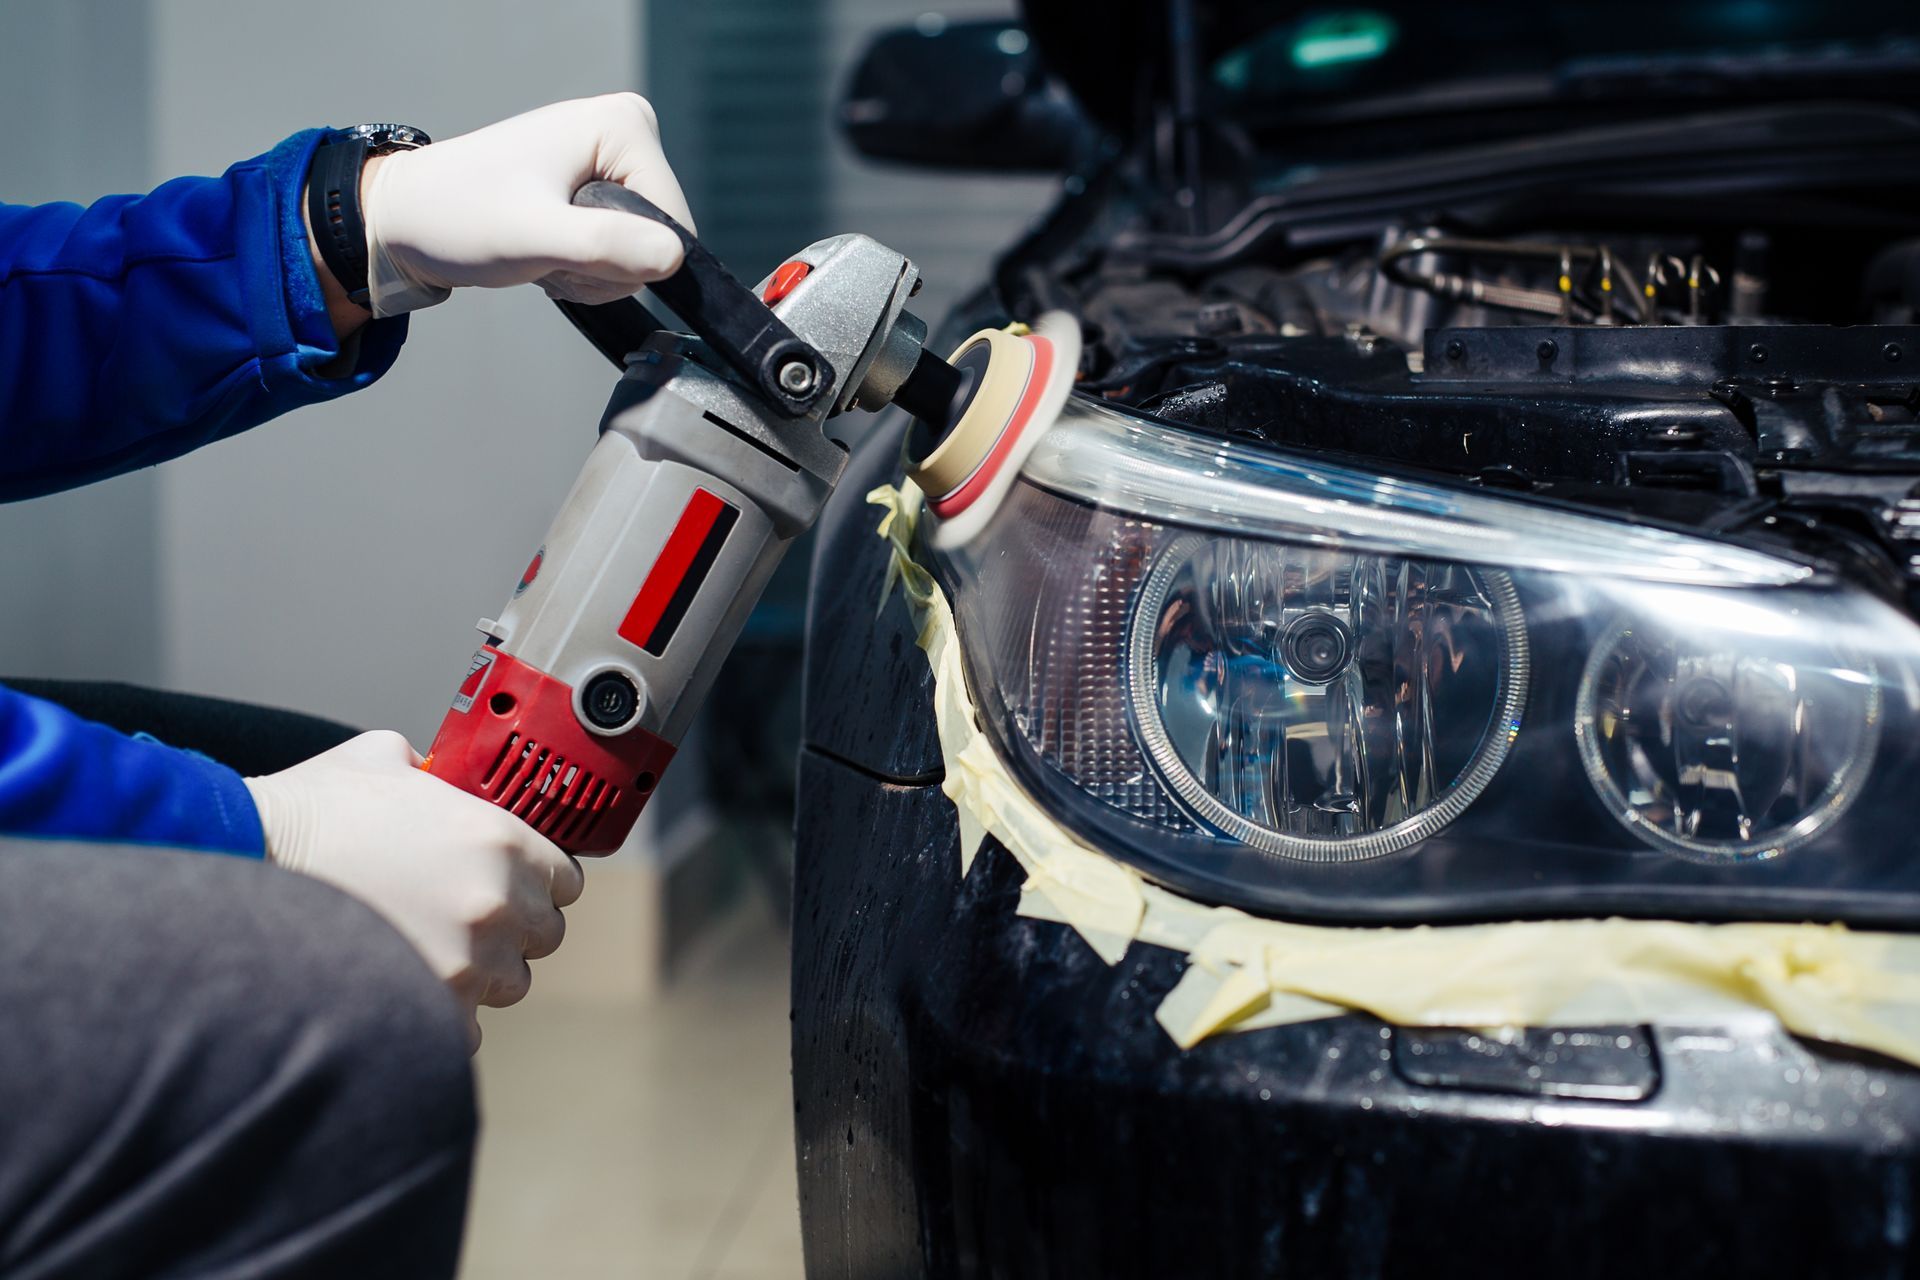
[909,311,1082,550]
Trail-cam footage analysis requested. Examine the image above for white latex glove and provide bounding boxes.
[244,731,585,1047]
[362,92,696,318]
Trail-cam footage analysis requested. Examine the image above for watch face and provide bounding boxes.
[346,123,431,152]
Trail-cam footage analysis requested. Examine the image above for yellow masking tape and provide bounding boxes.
[867,482,1920,1066]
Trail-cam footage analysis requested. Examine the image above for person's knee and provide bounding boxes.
[0,841,473,1113]
[0,842,476,1277]
[219,855,479,1161]
[223,862,479,1275]
[16,840,477,1157]
[147,848,479,1168]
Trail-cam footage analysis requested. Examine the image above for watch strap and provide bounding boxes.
[307,134,373,309]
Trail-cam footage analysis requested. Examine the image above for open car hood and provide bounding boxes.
[1018,0,1920,140]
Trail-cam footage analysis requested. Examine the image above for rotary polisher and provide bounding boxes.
[422,183,1079,852]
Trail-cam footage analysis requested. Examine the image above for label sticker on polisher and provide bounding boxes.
[618,488,739,657]
[450,649,496,714]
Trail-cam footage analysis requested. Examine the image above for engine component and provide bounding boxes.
[1378,234,1656,325]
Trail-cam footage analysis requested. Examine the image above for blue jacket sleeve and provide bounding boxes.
[0,686,266,856]
[0,128,400,854]
[0,127,407,500]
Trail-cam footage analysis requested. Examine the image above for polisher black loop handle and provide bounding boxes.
[552,181,835,418]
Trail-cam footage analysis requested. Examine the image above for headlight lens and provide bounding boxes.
[1132,537,1527,862]
[935,396,1920,924]
[1574,616,1880,864]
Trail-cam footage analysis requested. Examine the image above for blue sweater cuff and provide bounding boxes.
[0,689,267,858]
[174,747,268,858]
[261,128,408,388]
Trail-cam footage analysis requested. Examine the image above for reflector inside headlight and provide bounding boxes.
[934,396,1920,924]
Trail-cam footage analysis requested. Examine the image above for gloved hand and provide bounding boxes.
[362,92,696,318]
[244,731,585,1047]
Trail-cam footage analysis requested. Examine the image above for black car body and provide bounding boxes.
[794,3,1920,1273]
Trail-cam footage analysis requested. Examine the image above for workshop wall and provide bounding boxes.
[0,1,162,682]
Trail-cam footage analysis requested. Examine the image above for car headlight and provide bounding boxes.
[934,396,1918,924]
[1132,535,1528,862]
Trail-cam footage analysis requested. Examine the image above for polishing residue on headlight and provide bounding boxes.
[871,481,1920,1065]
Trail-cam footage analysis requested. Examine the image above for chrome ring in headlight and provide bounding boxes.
[1127,534,1529,863]
[1574,615,1882,864]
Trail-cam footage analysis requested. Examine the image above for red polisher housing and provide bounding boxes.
[425,647,673,854]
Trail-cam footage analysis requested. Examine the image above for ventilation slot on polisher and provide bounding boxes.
[481,732,621,845]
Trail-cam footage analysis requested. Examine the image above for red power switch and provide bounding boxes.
[763,260,810,304]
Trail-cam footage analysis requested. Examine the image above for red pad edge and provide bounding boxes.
[426,647,673,855]
[926,334,1055,519]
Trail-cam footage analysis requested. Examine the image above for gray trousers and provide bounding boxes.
[0,839,476,1279]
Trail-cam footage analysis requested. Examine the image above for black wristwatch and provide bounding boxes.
[307,123,432,310]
